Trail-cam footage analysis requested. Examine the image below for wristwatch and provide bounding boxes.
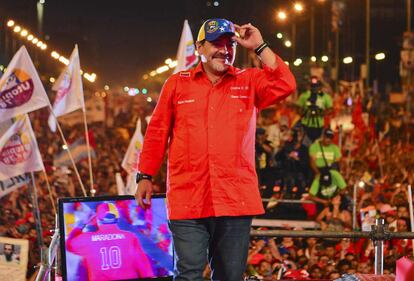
[136,172,152,184]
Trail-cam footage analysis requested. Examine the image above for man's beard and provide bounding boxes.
[210,60,230,73]
[5,253,12,262]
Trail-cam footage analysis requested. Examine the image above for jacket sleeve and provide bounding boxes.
[138,75,176,175]
[253,53,296,109]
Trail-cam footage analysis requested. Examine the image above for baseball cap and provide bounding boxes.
[96,202,119,224]
[197,18,235,42]
[256,127,266,135]
[323,128,335,138]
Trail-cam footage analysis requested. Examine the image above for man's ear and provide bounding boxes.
[196,41,204,55]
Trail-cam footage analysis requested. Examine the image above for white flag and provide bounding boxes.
[173,20,198,74]
[115,172,126,195]
[0,115,45,180]
[0,46,50,122]
[48,45,85,132]
[0,174,30,200]
[125,172,138,195]
[121,119,143,174]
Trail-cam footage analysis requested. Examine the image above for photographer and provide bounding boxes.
[308,129,347,210]
[274,126,310,198]
[256,127,277,198]
[297,77,333,142]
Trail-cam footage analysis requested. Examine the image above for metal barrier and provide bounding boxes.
[261,198,315,204]
[36,216,59,281]
[251,218,414,275]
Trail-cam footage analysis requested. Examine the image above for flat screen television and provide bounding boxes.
[58,195,173,281]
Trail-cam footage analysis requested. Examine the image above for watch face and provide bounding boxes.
[136,173,151,183]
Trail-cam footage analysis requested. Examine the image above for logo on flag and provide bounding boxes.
[54,71,72,105]
[0,115,44,181]
[0,130,33,165]
[0,69,35,109]
[185,42,197,69]
[122,119,143,174]
[48,45,84,132]
[174,20,198,74]
[0,46,50,123]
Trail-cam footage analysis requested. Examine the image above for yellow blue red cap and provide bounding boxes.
[197,18,235,42]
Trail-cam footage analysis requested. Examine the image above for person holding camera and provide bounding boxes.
[274,126,310,199]
[296,77,333,142]
[308,129,346,209]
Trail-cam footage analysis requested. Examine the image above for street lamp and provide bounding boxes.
[343,56,353,64]
[277,11,287,21]
[294,2,304,13]
[20,29,28,37]
[293,58,303,66]
[375,52,385,61]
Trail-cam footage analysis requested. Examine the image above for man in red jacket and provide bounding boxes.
[135,18,296,281]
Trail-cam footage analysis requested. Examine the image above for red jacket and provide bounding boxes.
[139,55,296,219]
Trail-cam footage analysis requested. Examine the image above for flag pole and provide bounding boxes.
[375,138,384,178]
[48,104,87,196]
[407,185,414,257]
[82,106,95,196]
[76,43,95,196]
[42,169,57,215]
[28,172,44,252]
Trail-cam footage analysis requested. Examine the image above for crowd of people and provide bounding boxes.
[0,73,413,280]
[246,76,414,279]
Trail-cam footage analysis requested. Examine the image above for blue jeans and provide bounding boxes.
[169,216,253,281]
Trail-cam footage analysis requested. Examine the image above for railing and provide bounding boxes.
[251,218,414,275]
[261,198,315,204]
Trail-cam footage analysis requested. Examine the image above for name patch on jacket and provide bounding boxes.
[177,99,195,104]
[179,72,191,78]
[230,86,249,91]
[230,95,249,99]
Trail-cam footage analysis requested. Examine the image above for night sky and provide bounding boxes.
[0,0,410,91]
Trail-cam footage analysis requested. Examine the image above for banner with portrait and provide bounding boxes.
[0,237,29,281]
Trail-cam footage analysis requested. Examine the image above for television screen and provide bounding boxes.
[58,195,173,281]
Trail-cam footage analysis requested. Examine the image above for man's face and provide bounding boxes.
[398,219,408,231]
[325,246,335,258]
[197,35,236,75]
[398,206,409,218]
[322,135,333,146]
[4,244,13,260]
[256,133,267,144]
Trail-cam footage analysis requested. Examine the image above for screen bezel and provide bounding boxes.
[58,194,173,281]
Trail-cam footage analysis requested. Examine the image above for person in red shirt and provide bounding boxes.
[66,203,154,281]
[135,18,296,281]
